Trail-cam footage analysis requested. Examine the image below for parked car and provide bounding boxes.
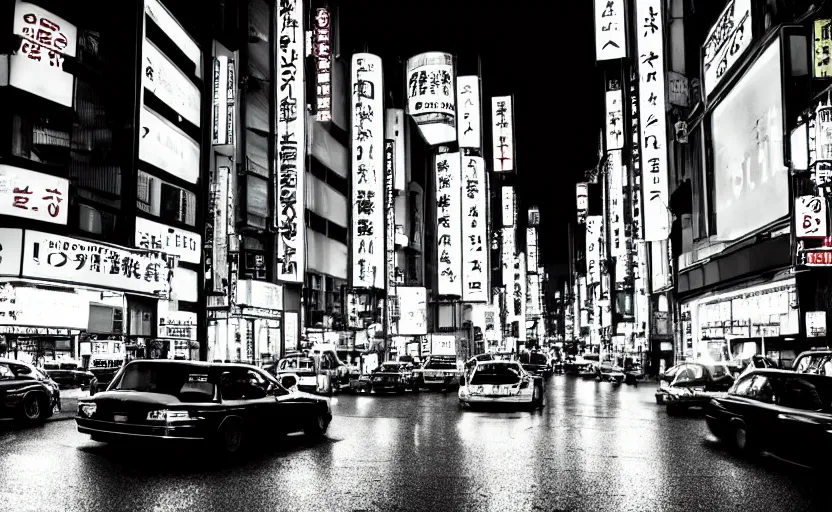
[0,358,61,423]
[624,363,645,384]
[704,369,832,467]
[41,361,94,389]
[519,351,552,378]
[458,360,543,409]
[264,356,318,393]
[565,354,598,375]
[350,362,416,394]
[412,355,460,391]
[75,360,332,456]
[656,361,734,414]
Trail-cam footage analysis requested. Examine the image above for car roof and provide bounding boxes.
[0,358,35,367]
[745,368,831,379]
[123,359,263,371]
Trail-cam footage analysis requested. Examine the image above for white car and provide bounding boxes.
[458,360,544,408]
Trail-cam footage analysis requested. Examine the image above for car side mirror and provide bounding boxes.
[280,374,298,391]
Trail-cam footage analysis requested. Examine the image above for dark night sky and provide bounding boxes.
[339,1,603,265]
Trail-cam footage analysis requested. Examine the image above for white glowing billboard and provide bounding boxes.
[502,186,515,227]
[608,150,625,258]
[436,152,462,296]
[526,228,538,271]
[0,165,69,225]
[593,0,627,61]
[586,215,602,285]
[385,109,407,191]
[351,53,385,289]
[605,88,624,151]
[275,0,306,283]
[313,7,332,122]
[514,255,527,342]
[405,52,456,145]
[461,154,487,302]
[457,75,481,149]
[636,0,670,242]
[491,96,515,172]
[397,287,428,335]
[576,182,588,223]
[501,227,515,294]
[712,39,788,242]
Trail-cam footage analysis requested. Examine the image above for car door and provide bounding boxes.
[773,375,832,464]
[259,368,311,434]
[0,363,20,415]
[219,368,269,433]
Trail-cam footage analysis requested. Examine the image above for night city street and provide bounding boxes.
[2,377,830,512]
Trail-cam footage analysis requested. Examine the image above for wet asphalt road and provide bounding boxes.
[1,375,831,512]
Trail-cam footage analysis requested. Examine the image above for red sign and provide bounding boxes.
[805,251,832,266]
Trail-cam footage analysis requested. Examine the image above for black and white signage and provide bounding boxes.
[576,182,588,223]
[313,8,332,122]
[795,195,828,238]
[457,76,481,149]
[636,0,670,242]
[212,55,235,146]
[275,0,306,283]
[351,54,385,289]
[405,52,456,146]
[135,216,202,264]
[593,0,627,61]
[586,215,602,285]
[461,154,487,302]
[703,0,752,97]
[20,230,172,296]
[436,152,462,296]
[139,105,200,184]
[0,165,68,225]
[491,96,515,172]
[143,39,201,127]
[502,186,515,227]
[605,85,624,150]
[385,109,406,191]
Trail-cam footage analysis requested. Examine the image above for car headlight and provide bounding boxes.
[146,410,191,422]
[78,402,96,417]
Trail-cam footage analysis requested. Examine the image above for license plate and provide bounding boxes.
[113,414,128,423]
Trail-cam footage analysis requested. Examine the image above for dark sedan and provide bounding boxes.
[42,362,94,389]
[704,369,832,467]
[89,366,122,396]
[75,360,332,456]
[1,358,61,423]
[519,352,552,378]
[350,362,415,394]
[656,361,734,413]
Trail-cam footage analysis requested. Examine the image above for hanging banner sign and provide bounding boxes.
[142,39,201,127]
[502,186,515,227]
[608,151,626,257]
[385,109,407,191]
[0,165,68,225]
[461,153,487,302]
[576,182,588,224]
[436,152,462,296]
[491,96,515,172]
[275,0,306,283]
[605,86,624,150]
[405,52,456,145]
[593,0,627,61]
[385,141,397,292]
[456,75,481,149]
[139,105,200,184]
[586,215,602,285]
[313,8,332,121]
[351,53,385,289]
[212,55,235,146]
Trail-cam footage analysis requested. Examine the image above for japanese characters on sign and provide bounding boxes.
[20,230,172,296]
[501,227,515,298]
[435,152,462,296]
[605,83,624,151]
[816,105,832,163]
[702,0,752,96]
[139,106,201,184]
[10,2,77,107]
[313,8,332,122]
[351,53,384,289]
[576,182,588,224]
[501,186,515,227]
[586,215,602,285]
[397,287,427,335]
[607,151,625,258]
[795,195,828,238]
[491,96,515,172]
[513,255,526,341]
[630,84,643,239]
[212,55,236,146]
[143,39,201,127]
[135,216,202,264]
[594,0,627,61]
[526,228,538,271]
[405,52,456,145]
[384,141,397,292]
[212,166,231,293]
[276,0,306,284]
[461,154,487,302]
[667,71,689,108]
[635,0,670,241]
[385,109,406,191]
[527,273,541,317]
[815,20,832,78]
[0,165,68,225]
[457,76,481,149]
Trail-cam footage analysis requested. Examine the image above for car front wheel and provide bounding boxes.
[304,412,329,440]
[215,419,244,456]
[21,394,45,424]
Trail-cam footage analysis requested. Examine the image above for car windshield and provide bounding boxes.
[282,358,315,371]
[112,363,215,402]
[425,358,456,369]
[470,363,523,385]
[794,353,832,376]
[672,365,705,385]
[708,364,729,378]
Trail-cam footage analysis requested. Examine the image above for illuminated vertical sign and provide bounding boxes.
[526,227,538,271]
[608,151,625,258]
[275,0,306,283]
[815,19,832,78]
[313,8,332,122]
[635,0,670,242]
[436,152,462,296]
[461,153,487,302]
[576,182,588,224]
[593,0,627,61]
[501,227,515,295]
[702,0,752,96]
[491,96,515,172]
[385,109,406,191]
[629,83,643,240]
[351,54,384,289]
[212,166,230,294]
[605,85,624,150]
[514,255,526,342]
[586,215,602,285]
[405,52,456,145]
[385,141,397,289]
[212,55,236,146]
[457,75,481,149]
